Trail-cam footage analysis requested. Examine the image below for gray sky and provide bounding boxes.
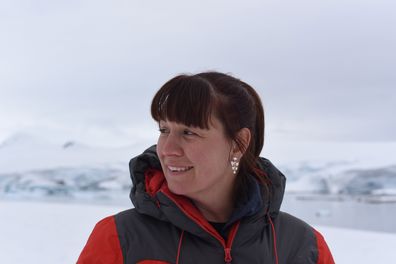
[1,0,395,146]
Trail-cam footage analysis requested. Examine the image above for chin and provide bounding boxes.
[167,182,189,196]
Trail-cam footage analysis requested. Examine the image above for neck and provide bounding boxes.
[192,190,235,223]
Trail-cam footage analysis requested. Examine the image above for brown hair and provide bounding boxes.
[151,71,269,197]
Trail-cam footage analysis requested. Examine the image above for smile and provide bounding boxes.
[167,166,193,172]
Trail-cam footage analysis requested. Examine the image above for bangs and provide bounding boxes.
[151,75,217,129]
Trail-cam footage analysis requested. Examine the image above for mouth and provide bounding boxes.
[167,166,193,173]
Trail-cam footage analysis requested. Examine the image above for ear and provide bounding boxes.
[233,128,251,156]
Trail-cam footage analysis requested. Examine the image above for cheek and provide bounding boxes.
[156,137,165,156]
[194,148,230,172]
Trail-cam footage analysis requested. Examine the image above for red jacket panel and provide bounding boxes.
[77,216,123,264]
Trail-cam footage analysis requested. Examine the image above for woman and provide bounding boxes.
[78,72,335,264]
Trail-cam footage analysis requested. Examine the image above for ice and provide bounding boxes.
[265,140,396,197]
[1,131,396,203]
[0,166,131,203]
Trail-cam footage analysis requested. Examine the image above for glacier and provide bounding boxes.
[1,131,396,203]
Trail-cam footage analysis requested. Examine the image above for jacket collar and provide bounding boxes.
[129,145,286,231]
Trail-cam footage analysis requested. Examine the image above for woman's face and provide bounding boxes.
[156,116,236,201]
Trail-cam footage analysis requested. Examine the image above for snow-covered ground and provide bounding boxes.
[1,131,396,263]
[0,200,395,264]
[0,201,126,264]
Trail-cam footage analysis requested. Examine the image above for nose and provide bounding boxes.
[158,132,183,157]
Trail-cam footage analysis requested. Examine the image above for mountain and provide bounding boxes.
[1,131,396,203]
[0,131,143,173]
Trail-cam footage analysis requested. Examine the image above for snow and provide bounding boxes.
[265,140,396,197]
[1,131,396,201]
[0,200,127,264]
[0,132,139,174]
[320,226,396,263]
[0,200,395,264]
[1,131,396,263]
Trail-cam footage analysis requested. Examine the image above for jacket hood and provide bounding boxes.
[129,145,286,220]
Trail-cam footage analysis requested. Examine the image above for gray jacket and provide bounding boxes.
[78,145,335,264]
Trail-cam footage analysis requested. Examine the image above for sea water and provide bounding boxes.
[282,194,396,233]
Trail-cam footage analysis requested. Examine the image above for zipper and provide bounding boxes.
[224,247,232,263]
[160,189,241,263]
[223,221,240,263]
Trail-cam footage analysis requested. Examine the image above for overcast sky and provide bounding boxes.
[1,0,395,147]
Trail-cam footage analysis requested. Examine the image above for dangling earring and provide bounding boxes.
[231,157,239,175]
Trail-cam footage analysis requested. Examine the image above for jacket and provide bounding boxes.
[78,145,335,264]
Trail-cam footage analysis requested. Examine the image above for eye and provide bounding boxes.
[158,127,169,134]
[183,129,196,136]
